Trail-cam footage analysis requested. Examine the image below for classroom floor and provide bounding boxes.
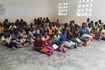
[0,40,105,70]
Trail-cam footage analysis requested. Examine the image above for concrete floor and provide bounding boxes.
[0,40,105,70]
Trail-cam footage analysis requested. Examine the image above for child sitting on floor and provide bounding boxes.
[88,22,93,32]
[1,32,11,45]
[47,24,55,36]
[80,23,93,46]
[55,24,62,34]
[73,24,82,47]
[90,27,100,40]
[50,31,65,53]
[50,30,60,44]
[3,19,11,30]
[67,24,81,48]
[28,28,36,44]
[17,29,29,47]
[34,35,44,51]
[59,29,67,42]
[35,25,42,36]
[9,23,17,34]
[1,32,20,49]
[40,32,54,56]
[16,36,29,47]
[98,20,104,29]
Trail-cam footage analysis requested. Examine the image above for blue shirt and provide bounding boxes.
[80,27,88,35]
[59,32,67,42]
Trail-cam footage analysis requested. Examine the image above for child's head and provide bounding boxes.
[30,28,34,32]
[4,19,8,22]
[72,20,75,24]
[16,19,19,22]
[57,24,60,27]
[20,19,23,22]
[69,21,75,27]
[19,29,23,33]
[87,18,90,23]
[95,21,99,27]
[98,20,102,24]
[90,21,94,24]
[69,21,72,25]
[35,35,40,40]
[64,23,68,28]
[3,32,10,38]
[43,31,48,36]
[45,17,50,23]
[11,23,15,26]
[75,25,80,31]
[82,23,87,28]
[62,28,67,33]
[57,19,59,23]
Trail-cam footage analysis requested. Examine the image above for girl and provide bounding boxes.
[59,29,67,42]
[87,18,90,24]
[16,36,29,47]
[73,25,82,47]
[45,17,50,27]
[40,32,54,56]
[90,27,100,40]
[67,23,75,40]
[47,24,55,36]
[88,22,93,32]
[35,25,42,36]
[34,35,44,51]
[50,31,60,44]
[63,23,68,30]
[80,23,93,46]
[28,28,36,44]
[94,21,100,31]
[9,23,17,34]
[1,32,12,46]
[1,32,19,49]
[3,19,11,29]
[17,29,29,47]
[88,21,95,29]
[50,31,65,53]
[56,24,62,34]
[67,24,82,48]
[98,20,103,29]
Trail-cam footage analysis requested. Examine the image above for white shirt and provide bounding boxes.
[1,35,12,44]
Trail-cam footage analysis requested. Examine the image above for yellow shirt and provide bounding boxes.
[48,27,53,35]
[101,29,105,34]
[88,27,92,32]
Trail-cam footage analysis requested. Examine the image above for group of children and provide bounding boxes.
[0,17,105,56]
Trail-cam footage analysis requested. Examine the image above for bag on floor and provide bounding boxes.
[52,44,59,49]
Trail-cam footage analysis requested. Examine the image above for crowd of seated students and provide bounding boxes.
[0,17,105,56]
